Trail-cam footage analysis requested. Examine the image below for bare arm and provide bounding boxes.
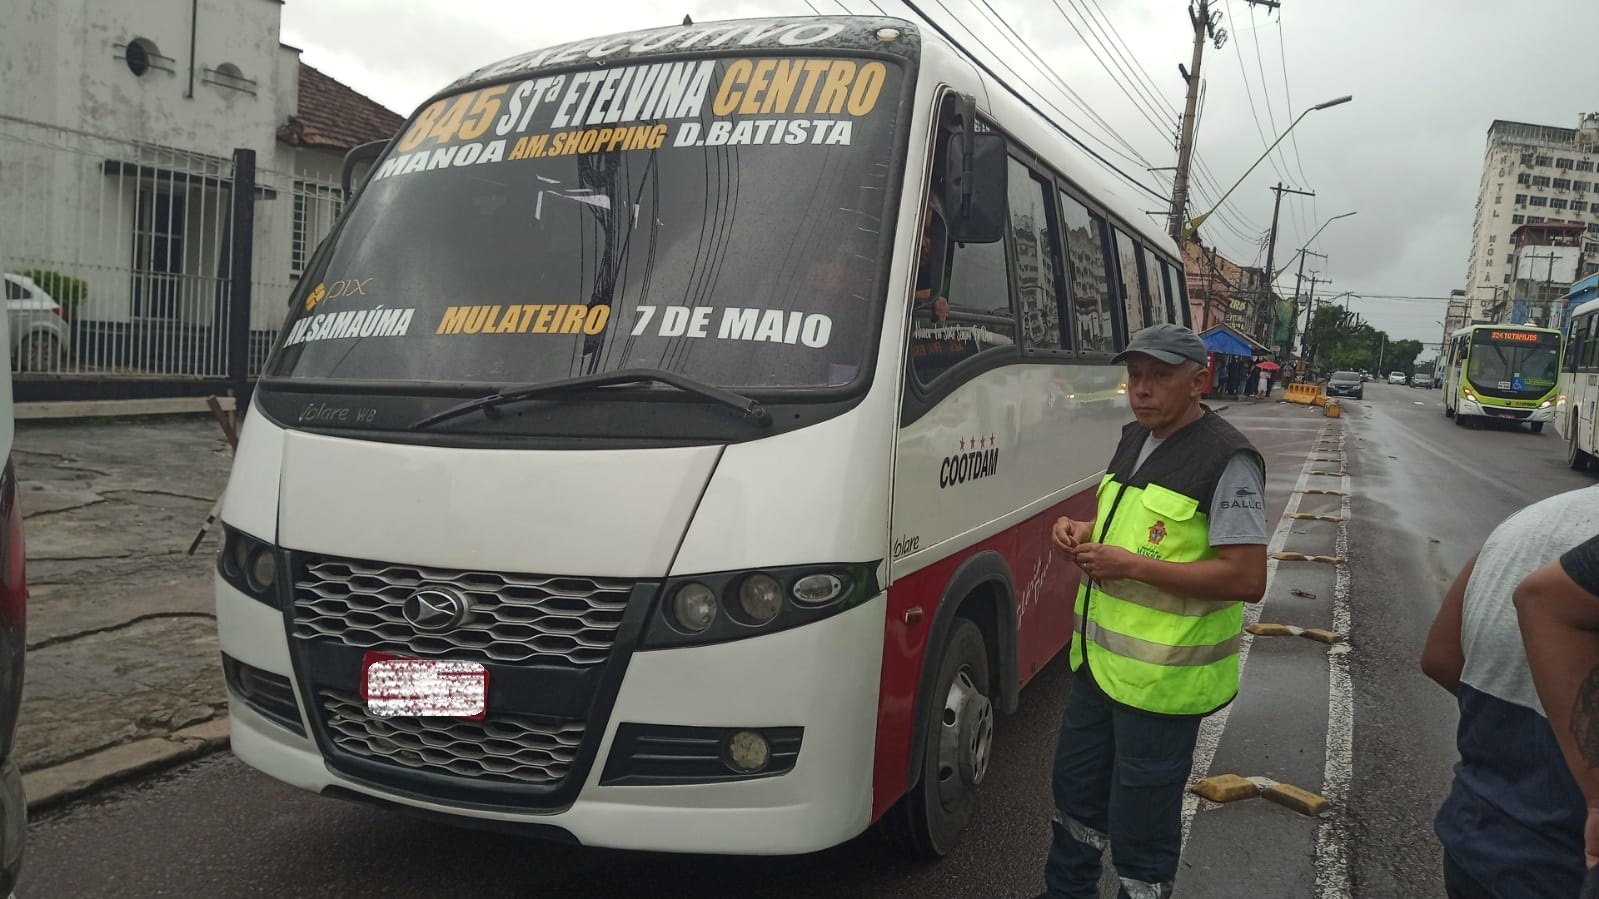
[1420,554,1476,694]
[1515,560,1599,803]
[1074,542,1267,604]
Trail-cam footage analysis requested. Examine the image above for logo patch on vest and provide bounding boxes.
[1148,521,1167,545]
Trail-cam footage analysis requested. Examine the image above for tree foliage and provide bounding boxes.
[1301,305,1424,375]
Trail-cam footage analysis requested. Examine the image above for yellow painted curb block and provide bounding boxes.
[1297,488,1347,496]
[1191,774,1260,804]
[1273,552,1343,564]
[1247,622,1299,637]
[1301,628,1344,644]
[1290,513,1344,522]
[1263,783,1331,816]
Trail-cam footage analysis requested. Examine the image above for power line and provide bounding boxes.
[896,0,1172,203]
[1222,0,1296,189]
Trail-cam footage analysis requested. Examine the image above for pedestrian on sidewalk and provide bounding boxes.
[1042,323,1268,899]
[1255,365,1270,399]
[1421,484,1599,899]
[1514,530,1599,897]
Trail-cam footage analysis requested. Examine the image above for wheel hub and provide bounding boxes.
[937,668,994,794]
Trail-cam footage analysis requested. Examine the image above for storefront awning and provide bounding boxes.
[1200,326,1257,357]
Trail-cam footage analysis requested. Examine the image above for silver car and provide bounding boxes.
[2,273,71,372]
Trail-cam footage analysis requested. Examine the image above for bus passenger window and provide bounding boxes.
[1059,192,1115,354]
[1008,159,1063,351]
[910,214,1015,384]
[1113,229,1148,333]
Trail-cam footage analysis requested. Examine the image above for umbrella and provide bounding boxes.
[1256,361,1281,371]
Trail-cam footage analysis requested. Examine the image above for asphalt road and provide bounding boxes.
[16,387,1595,898]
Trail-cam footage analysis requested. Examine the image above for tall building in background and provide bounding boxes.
[1465,115,1599,321]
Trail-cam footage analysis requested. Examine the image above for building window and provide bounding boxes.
[1517,173,1531,185]
[1589,224,1599,235]
[1530,216,1546,223]
[1530,195,1549,207]
[1533,175,1551,187]
[1555,178,1572,190]
[1506,253,1515,264]
[1576,180,1590,192]
[1512,214,1525,223]
[1579,160,1596,173]
[118,37,170,77]
[291,182,343,275]
[1516,193,1528,205]
[1552,198,1569,210]
[1558,157,1575,170]
[1574,202,1588,213]
[1522,153,1536,166]
[1537,155,1554,167]
[1504,273,1513,283]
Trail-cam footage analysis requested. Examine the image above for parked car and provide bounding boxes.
[1326,370,1364,400]
[0,261,26,896]
[3,272,71,372]
[1387,371,1408,385]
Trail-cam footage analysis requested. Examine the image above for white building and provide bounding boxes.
[0,0,403,382]
[1464,115,1599,322]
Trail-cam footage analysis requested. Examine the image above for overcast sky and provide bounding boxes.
[281,0,1599,349]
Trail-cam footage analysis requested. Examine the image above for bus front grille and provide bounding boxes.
[291,556,631,666]
[319,689,585,786]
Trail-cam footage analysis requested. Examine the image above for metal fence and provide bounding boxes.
[0,115,343,402]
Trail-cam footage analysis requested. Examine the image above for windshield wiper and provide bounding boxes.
[411,368,773,431]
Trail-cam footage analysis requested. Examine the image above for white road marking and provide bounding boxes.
[1180,424,1335,845]
[1314,461,1355,899]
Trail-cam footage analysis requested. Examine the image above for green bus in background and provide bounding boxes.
[1442,324,1563,432]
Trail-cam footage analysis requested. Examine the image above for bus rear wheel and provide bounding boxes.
[1570,426,1594,472]
[880,618,993,859]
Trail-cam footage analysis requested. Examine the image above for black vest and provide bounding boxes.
[1105,408,1260,519]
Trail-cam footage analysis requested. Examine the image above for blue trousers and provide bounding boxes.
[1044,669,1203,899]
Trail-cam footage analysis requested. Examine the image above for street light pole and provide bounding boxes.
[1181,95,1352,242]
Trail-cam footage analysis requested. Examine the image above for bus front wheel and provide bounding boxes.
[1530,422,1545,434]
[880,618,993,858]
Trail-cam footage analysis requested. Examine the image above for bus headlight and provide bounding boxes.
[644,563,880,649]
[1540,399,1554,408]
[672,582,719,633]
[735,574,783,624]
[218,525,281,608]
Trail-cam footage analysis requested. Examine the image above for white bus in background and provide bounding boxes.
[1558,297,1599,470]
[213,14,1189,858]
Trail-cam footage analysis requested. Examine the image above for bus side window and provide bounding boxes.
[1585,317,1599,370]
[1112,227,1148,334]
[1059,192,1115,354]
[1137,244,1169,325]
[1008,157,1065,351]
[909,202,1016,385]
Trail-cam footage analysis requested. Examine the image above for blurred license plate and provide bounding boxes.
[361,651,488,719]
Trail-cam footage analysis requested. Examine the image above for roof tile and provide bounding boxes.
[278,62,405,153]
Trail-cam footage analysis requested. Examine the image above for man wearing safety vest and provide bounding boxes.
[1042,323,1268,899]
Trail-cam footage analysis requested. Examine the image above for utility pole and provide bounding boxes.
[1300,271,1332,369]
[1261,182,1313,352]
[1167,0,1279,242]
[1285,248,1326,362]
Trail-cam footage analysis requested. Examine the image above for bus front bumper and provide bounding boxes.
[219,584,886,855]
[1459,397,1554,422]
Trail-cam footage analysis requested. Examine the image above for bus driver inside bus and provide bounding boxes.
[914,193,950,323]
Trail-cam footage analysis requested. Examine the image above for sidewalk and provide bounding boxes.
[15,416,235,810]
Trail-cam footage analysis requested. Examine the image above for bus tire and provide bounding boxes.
[1444,405,1455,418]
[1530,422,1545,434]
[880,618,993,859]
[1570,426,1594,472]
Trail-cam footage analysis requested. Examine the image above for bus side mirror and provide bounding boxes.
[341,139,388,201]
[944,130,1007,244]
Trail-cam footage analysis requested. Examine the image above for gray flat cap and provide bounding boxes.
[1111,323,1210,366]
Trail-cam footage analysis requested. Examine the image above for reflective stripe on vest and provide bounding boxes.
[1075,614,1241,667]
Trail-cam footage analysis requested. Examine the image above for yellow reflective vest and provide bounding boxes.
[1068,410,1262,716]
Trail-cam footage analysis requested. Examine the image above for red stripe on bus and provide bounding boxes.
[871,487,1096,820]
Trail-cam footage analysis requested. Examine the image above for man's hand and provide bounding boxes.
[933,296,949,322]
[1074,542,1144,583]
[1052,517,1093,559]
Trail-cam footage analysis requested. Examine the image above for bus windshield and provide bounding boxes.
[267,56,905,394]
[1466,329,1561,399]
